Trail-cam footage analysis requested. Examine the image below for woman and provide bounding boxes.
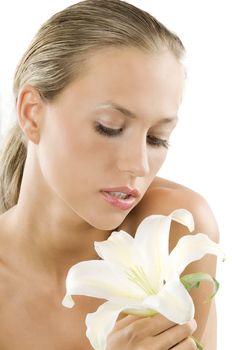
[0,0,219,349]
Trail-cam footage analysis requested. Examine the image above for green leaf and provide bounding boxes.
[180,272,219,301]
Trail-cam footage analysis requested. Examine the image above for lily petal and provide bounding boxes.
[133,209,193,292]
[94,230,136,270]
[62,260,146,308]
[169,208,195,232]
[166,233,224,279]
[86,301,127,350]
[142,278,195,324]
[133,215,172,292]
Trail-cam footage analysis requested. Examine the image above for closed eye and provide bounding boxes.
[95,123,122,136]
[94,123,170,149]
[147,135,170,149]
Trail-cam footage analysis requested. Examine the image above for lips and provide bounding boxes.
[100,186,140,198]
[99,186,140,210]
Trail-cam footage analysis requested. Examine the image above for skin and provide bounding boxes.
[0,47,219,349]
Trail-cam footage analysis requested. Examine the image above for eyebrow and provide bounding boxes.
[96,101,178,125]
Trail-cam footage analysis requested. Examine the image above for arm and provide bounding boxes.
[201,299,217,350]
[170,192,219,349]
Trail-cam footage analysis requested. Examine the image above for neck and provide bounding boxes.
[7,201,111,286]
[4,150,117,286]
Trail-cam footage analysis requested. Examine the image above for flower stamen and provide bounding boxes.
[126,265,156,295]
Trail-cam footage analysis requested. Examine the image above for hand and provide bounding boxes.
[106,313,197,349]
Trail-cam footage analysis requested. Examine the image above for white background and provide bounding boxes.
[0,1,231,348]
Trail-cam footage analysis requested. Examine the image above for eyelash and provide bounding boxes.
[94,123,170,149]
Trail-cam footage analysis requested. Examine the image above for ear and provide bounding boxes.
[17,85,45,144]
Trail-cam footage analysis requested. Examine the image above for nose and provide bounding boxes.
[117,137,150,177]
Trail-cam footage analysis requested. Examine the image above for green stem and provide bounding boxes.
[191,336,204,350]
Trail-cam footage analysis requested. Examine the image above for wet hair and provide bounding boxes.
[0,0,185,214]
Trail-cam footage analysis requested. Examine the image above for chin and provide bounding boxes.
[87,213,127,232]
[91,221,121,232]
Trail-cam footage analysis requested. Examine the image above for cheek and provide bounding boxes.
[37,121,89,191]
[144,149,168,187]
[37,117,112,196]
[149,148,168,172]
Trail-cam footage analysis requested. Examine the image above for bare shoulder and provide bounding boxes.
[128,176,220,243]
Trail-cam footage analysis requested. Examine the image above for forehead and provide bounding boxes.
[85,46,184,86]
[60,47,185,120]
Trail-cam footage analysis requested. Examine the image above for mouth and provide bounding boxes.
[100,186,140,198]
[102,191,131,200]
[100,191,137,210]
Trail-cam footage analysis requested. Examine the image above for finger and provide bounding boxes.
[154,319,197,349]
[114,313,175,334]
[113,314,145,330]
[141,334,197,350]
[171,337,197,349]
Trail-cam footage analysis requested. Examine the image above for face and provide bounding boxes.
[36,47,185,230]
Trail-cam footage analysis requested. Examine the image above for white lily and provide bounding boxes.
[62,209,223,350]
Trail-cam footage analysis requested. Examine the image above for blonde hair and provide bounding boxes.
[0,0,185,214]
